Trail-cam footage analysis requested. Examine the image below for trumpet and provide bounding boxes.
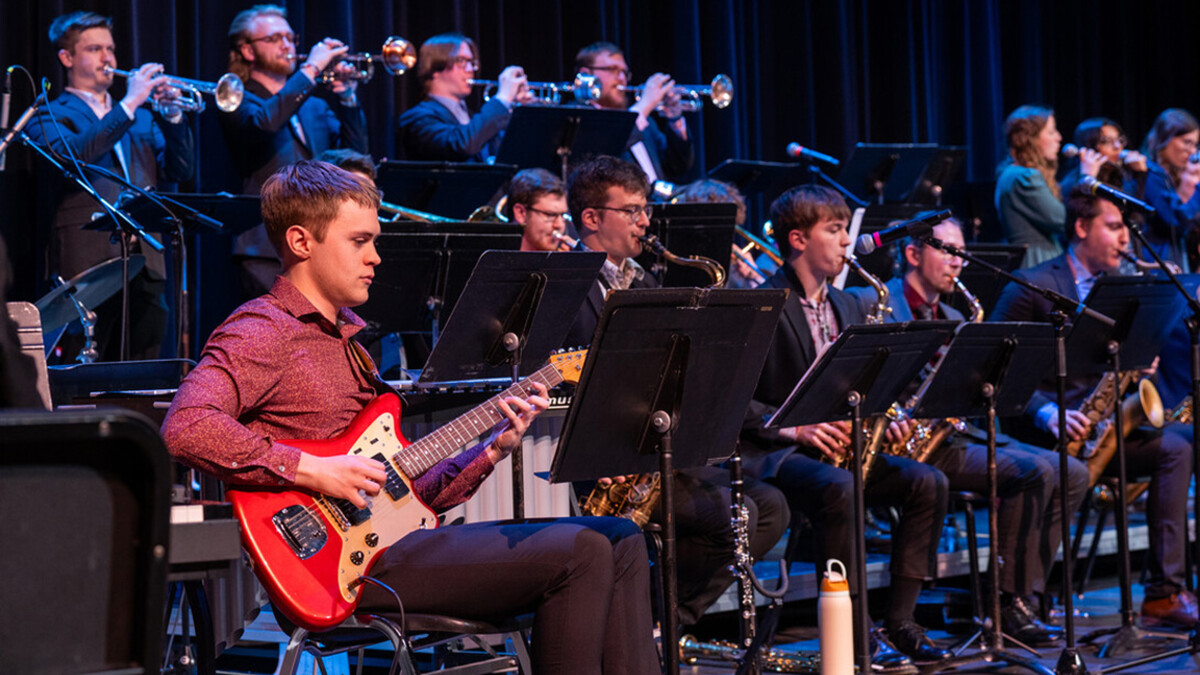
[105,66,244,115]
[1119,249,1183,275]
[469,72,601,106]
[620,74,734,112]
[295,36,417,83]
[551,230,579,251]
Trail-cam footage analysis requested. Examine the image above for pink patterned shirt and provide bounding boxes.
[161,276,496,511]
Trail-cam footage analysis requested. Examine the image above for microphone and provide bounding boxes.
[854,209,953,255]
[1063,143,1135,165]
[786,142,840,167]
[1079,175,1155,215]
[0,67,12,171]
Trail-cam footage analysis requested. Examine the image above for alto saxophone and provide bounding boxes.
[1067,371,1165,486]
[640,233,727,288]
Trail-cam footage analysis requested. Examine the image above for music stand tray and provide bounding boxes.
[1066,276,1183,376]
[495,107,636,179]
[416,250,606,384]
[375,161,517,220]
[907,146,967,205]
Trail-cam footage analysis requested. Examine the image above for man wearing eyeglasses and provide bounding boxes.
[845,217,1085,646]
[562,155,790,631]
[507,168,572,252]
[220,4,368,298]
[575,42,694,187]
[397,33,527,163]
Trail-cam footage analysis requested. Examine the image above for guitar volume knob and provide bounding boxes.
[364,533,379,548]
[350,551,365,566]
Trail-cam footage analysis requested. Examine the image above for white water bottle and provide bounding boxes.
[818,558,853,675]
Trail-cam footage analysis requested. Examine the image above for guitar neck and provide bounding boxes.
[394,363,563,478]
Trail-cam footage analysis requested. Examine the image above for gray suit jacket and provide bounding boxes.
[28,91,194,278]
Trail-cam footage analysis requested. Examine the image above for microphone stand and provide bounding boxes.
[923,236,1114,675]
[802,163,868,209]
[77,162,220,360]
[19,130,163,361]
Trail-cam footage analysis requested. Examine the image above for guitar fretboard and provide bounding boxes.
[393,363,563,478]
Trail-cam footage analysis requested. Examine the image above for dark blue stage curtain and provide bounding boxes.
[2,0,1199,306]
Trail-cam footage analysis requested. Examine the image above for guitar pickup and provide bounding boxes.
[372,453,409,501]
[272,505,327,559]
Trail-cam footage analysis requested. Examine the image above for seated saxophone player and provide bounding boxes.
[505,168,574,252]
[845,218,1087,645]
[991,187,1197,629]
[396,33,527,162]
[560,155,790,630]
[739,184,949,667]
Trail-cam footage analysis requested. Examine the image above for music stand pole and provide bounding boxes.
[849,389,871,675]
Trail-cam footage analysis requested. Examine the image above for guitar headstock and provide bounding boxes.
[548,348,587,385]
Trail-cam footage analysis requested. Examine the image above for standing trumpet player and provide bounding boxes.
[397,33,527,163]
[29,10,195,361]
[992,188,1197,629]
[220,3,368,299]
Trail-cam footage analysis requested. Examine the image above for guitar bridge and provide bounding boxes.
[272,505,327,559]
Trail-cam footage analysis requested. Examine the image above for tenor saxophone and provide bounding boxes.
[640,233,727,288]
[579,474,662,527]
[1067,372,1165,486]
[679,635,820,674]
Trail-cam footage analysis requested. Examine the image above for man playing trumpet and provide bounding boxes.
[397,33,528,163]
[220,3,369,298]
[29,10,196,361]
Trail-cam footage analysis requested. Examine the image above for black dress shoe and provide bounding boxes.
[869,629,918,674]
[885,620,952,664]
[1001,595,1063,648]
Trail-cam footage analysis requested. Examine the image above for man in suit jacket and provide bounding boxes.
[28,11,195,361]
[220,4,368,297]
[846,219,1083,645]
[562,155,789,628]
[742,184,951,665]
[576,42,694,187]
[396,33,526,163]
[992,188,1196,628]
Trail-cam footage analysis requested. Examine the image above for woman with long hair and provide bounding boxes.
[1060,117,1148,197]
[1140,108,1200,269]
[995,105,1103,268]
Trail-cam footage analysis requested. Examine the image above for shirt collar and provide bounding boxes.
[269,276,366,336]
[65,87,112,110]
[902,276,939,319]
[579,240,646,290]
[429,94,471,124]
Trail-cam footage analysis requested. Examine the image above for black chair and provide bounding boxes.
[0,408,171,674]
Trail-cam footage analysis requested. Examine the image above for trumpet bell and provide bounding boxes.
[379,36,417,76]
[710,74,734,109]
[214,73,245,113]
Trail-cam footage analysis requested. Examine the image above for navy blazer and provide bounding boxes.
[562,261,660,350]
[989,254,1098,443]
[28,91,194,278]
[219,71,368,257]
[741,265,866,479]
[624,117,694,184]
[396,97,510,162]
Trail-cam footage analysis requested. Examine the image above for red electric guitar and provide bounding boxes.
[228,350,586,632]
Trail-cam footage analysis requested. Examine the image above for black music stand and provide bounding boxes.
[1065,277,1186,662]
[375,161,517,220]
[907,146,967,206]
[495,107,636,182]
[765,322,953,675]
[838,143,940,205]
[550,287,786,675]
[355,220,522,348]
[707,159,811,201]
[910,322,1056,675]
[636,202,737,288]
[416,250,605,520]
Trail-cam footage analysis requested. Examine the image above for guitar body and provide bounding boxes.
[229,394,437,632]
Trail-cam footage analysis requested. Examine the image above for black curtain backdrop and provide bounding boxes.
[2,0,1199,336]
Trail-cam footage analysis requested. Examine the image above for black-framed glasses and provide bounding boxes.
[248,32,296,46]
[528,206,572,222]
[591,204,653,222]
[588,65,631,80]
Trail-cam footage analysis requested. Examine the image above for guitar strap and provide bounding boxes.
[348,339,401,398]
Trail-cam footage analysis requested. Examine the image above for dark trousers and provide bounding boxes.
[1117,423,1194,598]
[360,516,659,675]
[773,452,947,587]
[666,465,790,625]
[934,440,1088,595]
